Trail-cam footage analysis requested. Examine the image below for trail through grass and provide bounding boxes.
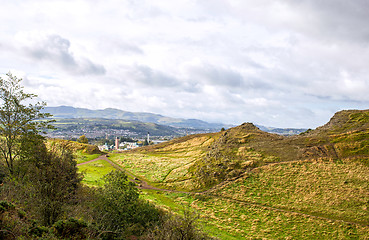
[75,151,101,164]
[78,159,116,187]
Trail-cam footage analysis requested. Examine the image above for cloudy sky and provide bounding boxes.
[1,0,369,128]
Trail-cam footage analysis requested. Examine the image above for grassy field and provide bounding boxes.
[211,161,369,225]
[78,160,116,187]
[75,151,101,164]
[140,189,369,239]
[81,150,369,239]
[109,150,202,190]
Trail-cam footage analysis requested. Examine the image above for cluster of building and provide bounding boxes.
[98,132,163,152]
[98,140,141,151]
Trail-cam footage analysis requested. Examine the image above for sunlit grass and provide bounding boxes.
[109,152,197,190]
[141,189,369,239]
[78,160,116,187]
[75,151,101,164]
[212,161,369,225]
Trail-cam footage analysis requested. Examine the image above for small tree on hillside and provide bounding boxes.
[77,135,88,144]
[0,72,53,175]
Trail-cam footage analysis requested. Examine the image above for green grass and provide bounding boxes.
[75,151,101,164]
[78,160,116,187]
[140,190,237,239]
[212,161,369,225]
[109,152,196,190]
[140,189,369,239]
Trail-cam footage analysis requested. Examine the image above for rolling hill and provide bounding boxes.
[44,106,231,130]
[44,106,308,136]
[46,118,184,138]
[108,109,369,239]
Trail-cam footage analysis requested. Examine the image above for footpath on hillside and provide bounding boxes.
[77,155,369,228]
[77,155,172,191]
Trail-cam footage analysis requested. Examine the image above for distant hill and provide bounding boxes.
[44,106,231,130]
[44,106,306,134]
[46,118,184,138]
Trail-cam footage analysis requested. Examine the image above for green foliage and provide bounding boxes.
[28,225,51,238]
[0,200,15,211]
[77,135,88,144]
[2,142,83,226]
[0,72,54,175]
[30,146,82,226]
[92,171,160,236]
[53,218,88,239]
[144,208,215,240]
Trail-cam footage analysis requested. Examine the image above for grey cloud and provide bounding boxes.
[190,64,244,88]
[117,43,144,55]
[285,0,369,43]
[133,65,181,88]
[24,35,106,75]
[189,64,272,91]
[101,38,144,55]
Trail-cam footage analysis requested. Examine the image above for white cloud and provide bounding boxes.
[1,0,368,128]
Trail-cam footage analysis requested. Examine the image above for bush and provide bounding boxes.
[92,171,160,237]
[29,225,51,238]
[0,201,15,212]
[143,208,216,240]
[53,218,88,239]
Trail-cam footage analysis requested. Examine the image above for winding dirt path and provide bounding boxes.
[77,155,369,228]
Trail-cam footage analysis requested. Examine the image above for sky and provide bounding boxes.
[1,0,369,128]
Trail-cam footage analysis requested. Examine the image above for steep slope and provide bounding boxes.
[299,109,369,164]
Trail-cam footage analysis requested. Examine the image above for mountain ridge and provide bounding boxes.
[44,106,231,130]
[44,106,308,135]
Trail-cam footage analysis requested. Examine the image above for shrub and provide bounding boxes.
[143,208,216,240]
[53,218,88,239]
[92,171,160,237]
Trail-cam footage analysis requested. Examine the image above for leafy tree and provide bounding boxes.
[26,144,82,226]
[77,134,88,144]
[2,142,82,226]
[92,171,159,236]
[0,72,53,175]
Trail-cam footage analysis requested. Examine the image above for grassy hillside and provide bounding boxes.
[113,110,369,190]
[108,109,369,239]
[47,138,102,155]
